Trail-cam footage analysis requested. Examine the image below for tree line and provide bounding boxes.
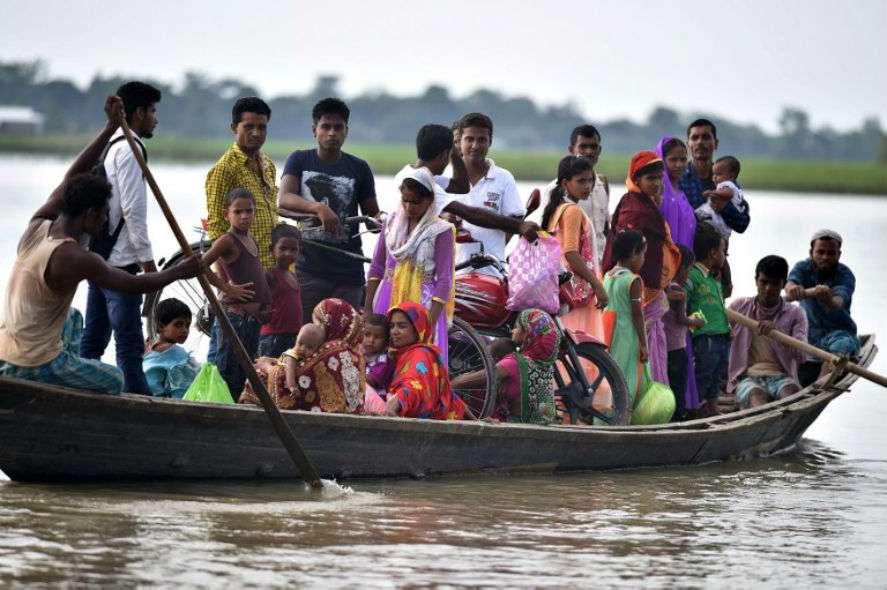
[1,60,884,161]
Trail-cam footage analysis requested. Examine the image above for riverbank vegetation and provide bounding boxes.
[2,135,885,195]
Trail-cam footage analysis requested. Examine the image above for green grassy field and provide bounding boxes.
[2,135,885,195]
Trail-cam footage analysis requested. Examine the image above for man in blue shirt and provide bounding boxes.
[786,229,859,374]
[680,118,750,233]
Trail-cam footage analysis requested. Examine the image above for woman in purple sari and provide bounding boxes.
[655,136,700,416]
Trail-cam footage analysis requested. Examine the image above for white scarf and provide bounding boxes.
[386,167,452,272]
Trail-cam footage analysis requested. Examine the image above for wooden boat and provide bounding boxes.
[0,336,876,483]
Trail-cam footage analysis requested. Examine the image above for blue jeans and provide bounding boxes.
[212,310,261,399]
[811,329,860,357]
[257,333,296,359]
[692,334,730,402]
[81,278,149,394]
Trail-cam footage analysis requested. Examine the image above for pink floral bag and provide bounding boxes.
[506,234,562,315]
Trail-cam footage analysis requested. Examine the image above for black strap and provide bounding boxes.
[101,134,148,238]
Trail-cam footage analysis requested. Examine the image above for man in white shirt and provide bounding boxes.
[81,81,161,394]
[392,123,538,253]
[438,113,525,276]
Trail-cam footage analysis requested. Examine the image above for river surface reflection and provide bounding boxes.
[1,155,886,586]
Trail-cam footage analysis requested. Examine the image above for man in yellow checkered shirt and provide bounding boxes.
[205,97,278,269]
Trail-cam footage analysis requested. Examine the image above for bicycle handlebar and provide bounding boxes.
[455,252,506,274]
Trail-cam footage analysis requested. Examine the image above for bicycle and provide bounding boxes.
[144,211,496,417]
[451,237,631,425]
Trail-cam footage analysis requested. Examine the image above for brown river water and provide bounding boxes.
[1,155,886,587]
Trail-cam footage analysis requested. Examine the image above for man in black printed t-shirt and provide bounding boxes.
[278,98,380,320]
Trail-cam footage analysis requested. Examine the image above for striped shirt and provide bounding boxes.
[205,143,279,269]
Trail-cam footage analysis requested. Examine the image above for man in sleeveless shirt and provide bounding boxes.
[0,97,200,394]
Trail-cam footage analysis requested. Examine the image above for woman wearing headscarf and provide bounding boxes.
[655,136,701,415]
[240,298,365,414]
[450,308,561,424]
[365,167,455,364]
[385,301,465,420]
[601,151,681,385]
[498,309,560,424]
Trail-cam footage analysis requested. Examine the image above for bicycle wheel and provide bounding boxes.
[448,317,496,418]
[558,342,631,426]
[145,239,214,344]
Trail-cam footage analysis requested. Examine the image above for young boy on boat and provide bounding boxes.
[143,298,200,398]
[686,223,730,416]
[663,244,706,419]
[200,188,272,396]
[0,96,200,394]
[257,224,303,359]
[728,256,807,409]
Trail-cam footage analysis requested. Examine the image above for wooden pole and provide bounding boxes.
[118,119,323,488]
[727,309,887,389]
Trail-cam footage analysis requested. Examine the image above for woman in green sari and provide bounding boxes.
[452,308,561,424]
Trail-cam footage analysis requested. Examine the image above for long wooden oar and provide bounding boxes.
[118,119,323,488]
[727,309,887,388]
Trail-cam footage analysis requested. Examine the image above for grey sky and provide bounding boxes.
[3,0,885,132]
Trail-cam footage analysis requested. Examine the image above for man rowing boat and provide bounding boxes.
[0,96,200,394]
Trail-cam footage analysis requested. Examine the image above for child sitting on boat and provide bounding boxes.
[143,298,200,398]
[363,314,394,395]
[282,324,325,393]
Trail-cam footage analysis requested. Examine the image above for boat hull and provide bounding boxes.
[0,337,875,482]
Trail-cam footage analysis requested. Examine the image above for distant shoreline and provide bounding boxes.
[1,135,885,195]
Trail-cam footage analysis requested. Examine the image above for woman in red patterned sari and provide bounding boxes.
[241,298,366,413]
[384,301,465,420]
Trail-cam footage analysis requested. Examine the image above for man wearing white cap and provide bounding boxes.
[785,229,859,370]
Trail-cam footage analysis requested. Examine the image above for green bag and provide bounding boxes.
[631,366,676,425]
[182,363,234,404]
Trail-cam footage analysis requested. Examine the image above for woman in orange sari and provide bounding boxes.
[541,156,609,338]
[384,301,465,420]
[601,151,681,384]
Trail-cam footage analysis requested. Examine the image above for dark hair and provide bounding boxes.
[661,137,686,158]
[755,255,789,282]
[693,222,723,262]
[715,155,741,177]
[612,229,646,262]
[154,297,191,328]
[400,178,434,200]
[540,156,594,228]
[232,96,271,125]
[60,173,112,217]
[569,124,601,145]
[365,313,390,337]
[270,223,301,249]
[489,337,515,362]
[458,112,493,137]
[416,124,453,161]
[225,187,255,207]
[632,161,665,179]
[677,243,695,272]
[687,118,717,140]
[312,97,350,124]
[116,81,161,123]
